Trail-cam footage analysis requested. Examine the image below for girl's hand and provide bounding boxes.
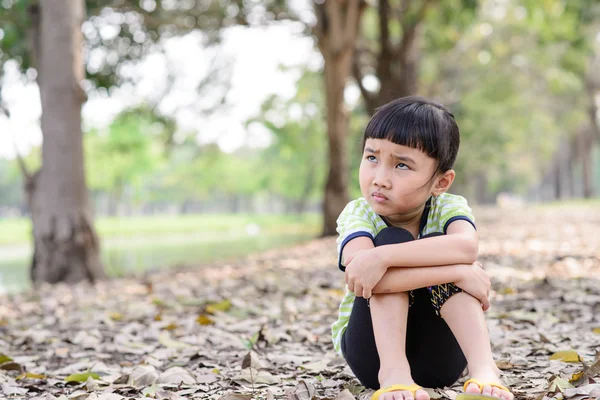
[345,248,387,299]
[455,261,491,311]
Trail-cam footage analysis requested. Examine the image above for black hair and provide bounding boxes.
[362,96,460,176]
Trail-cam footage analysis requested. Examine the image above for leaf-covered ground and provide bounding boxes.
[1,206,600,400]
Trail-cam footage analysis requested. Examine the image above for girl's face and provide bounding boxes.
[359,138,449,221]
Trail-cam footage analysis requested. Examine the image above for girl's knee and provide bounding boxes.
[429,283,463,315]
[370,291,410,308]
[374,227,414,246]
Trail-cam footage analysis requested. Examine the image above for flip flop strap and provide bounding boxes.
[463,378,510,393]
[372,384,423,400]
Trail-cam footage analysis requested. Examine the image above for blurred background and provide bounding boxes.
[0,0,598,295]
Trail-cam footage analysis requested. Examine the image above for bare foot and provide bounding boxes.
[377,368,430,400]
[465,366,513,400]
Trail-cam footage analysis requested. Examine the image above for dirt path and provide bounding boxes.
[0,206,599,400]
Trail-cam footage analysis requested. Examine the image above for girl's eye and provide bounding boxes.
[396,163,409,170]
[366,155,377,162]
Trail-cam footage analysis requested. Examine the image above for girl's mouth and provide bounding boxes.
[372,192,388,203]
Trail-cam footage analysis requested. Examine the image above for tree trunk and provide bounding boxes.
[579,130,594,198]
[296,157,317,214]
[30,0,104,284]
[314,0,365,236]
[353,0,427,115]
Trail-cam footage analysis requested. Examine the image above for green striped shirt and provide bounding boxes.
[331,193,475,355]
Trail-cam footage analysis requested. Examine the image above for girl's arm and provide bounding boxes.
[373,262,491,310]
[374,220,478,268]
[373,264,464,294]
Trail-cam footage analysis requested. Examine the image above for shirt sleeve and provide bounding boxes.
[336,199,378,271]
[438,195,476,234]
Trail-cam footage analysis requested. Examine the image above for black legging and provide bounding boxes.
[340,226,467,389]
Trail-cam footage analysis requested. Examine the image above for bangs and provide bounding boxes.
[363,100,451,161]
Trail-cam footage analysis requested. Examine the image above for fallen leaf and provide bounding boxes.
[127,364,159,388]
[285,380,316,400]
[98,393,125,400]
[333,389,355,400]
[1,382,28,395]
[158,332,189,349]
[218,395,252,400]
[343,383,365,396]
[233,369,280,386]
[548,376,574,392]
[16,372,46,380]
[157,366,196,385]
[64,372,100,383]
[563,383,600,397]
[495,360,514,370]
[163,323,178,331]
[109,312,124,321]
[550,350,581,363]
[142,384,158,397]
[0,361,23,372]
[242,351,262,370]
[196,314,214,325]
[0,354,13,364]
[205,299,232,314]
[300,359,331,373]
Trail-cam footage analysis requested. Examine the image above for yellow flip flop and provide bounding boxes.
[372,384,423,400]
[455,378,511,399]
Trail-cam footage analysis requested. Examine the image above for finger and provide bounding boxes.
[347,279,354,293]
[363,287,372,299]
[354,284,364,297]
[482,295,490,311]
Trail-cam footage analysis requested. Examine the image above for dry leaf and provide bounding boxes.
[64,372,100,383]
[218,395,252,400]
[286,380,316,400]
[158,332,189,349]
[205,300,232,314]
[550,350,581,363]
[196,314,214,325]
[127,364,159,388]
[157,366,196,385]
[233,369,280,386]
[241,351,262,370]
[334,389,355,400]
[548,376,574,392]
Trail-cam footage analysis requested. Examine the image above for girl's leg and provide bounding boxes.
[341,227,415,391]
[368,227,429,400]
[440,294,513,400]
[342,228,465,400]
[407,232,467,388]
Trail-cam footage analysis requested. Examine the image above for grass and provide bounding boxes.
[0,213,322,246]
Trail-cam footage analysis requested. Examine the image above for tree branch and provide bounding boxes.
[396,0,434,58]
[326,0,344,55]
[352,48,376,112]
[378,0,391,57]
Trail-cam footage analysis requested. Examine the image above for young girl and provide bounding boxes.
[331,96,513,400]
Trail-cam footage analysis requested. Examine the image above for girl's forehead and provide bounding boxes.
[364,138,427,156]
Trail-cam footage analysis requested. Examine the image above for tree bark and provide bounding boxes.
[30,0,104,284]
[353,0,428,115]
[578,129,594,198]
[314,0,365,236]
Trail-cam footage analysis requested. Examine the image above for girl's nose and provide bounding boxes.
[373,169,391,188]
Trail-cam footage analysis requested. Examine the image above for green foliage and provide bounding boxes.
[85,106,166,202]
[247,68,327,208]
[0,159,23,210]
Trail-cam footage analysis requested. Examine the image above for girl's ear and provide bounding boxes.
[432,170,455,196]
